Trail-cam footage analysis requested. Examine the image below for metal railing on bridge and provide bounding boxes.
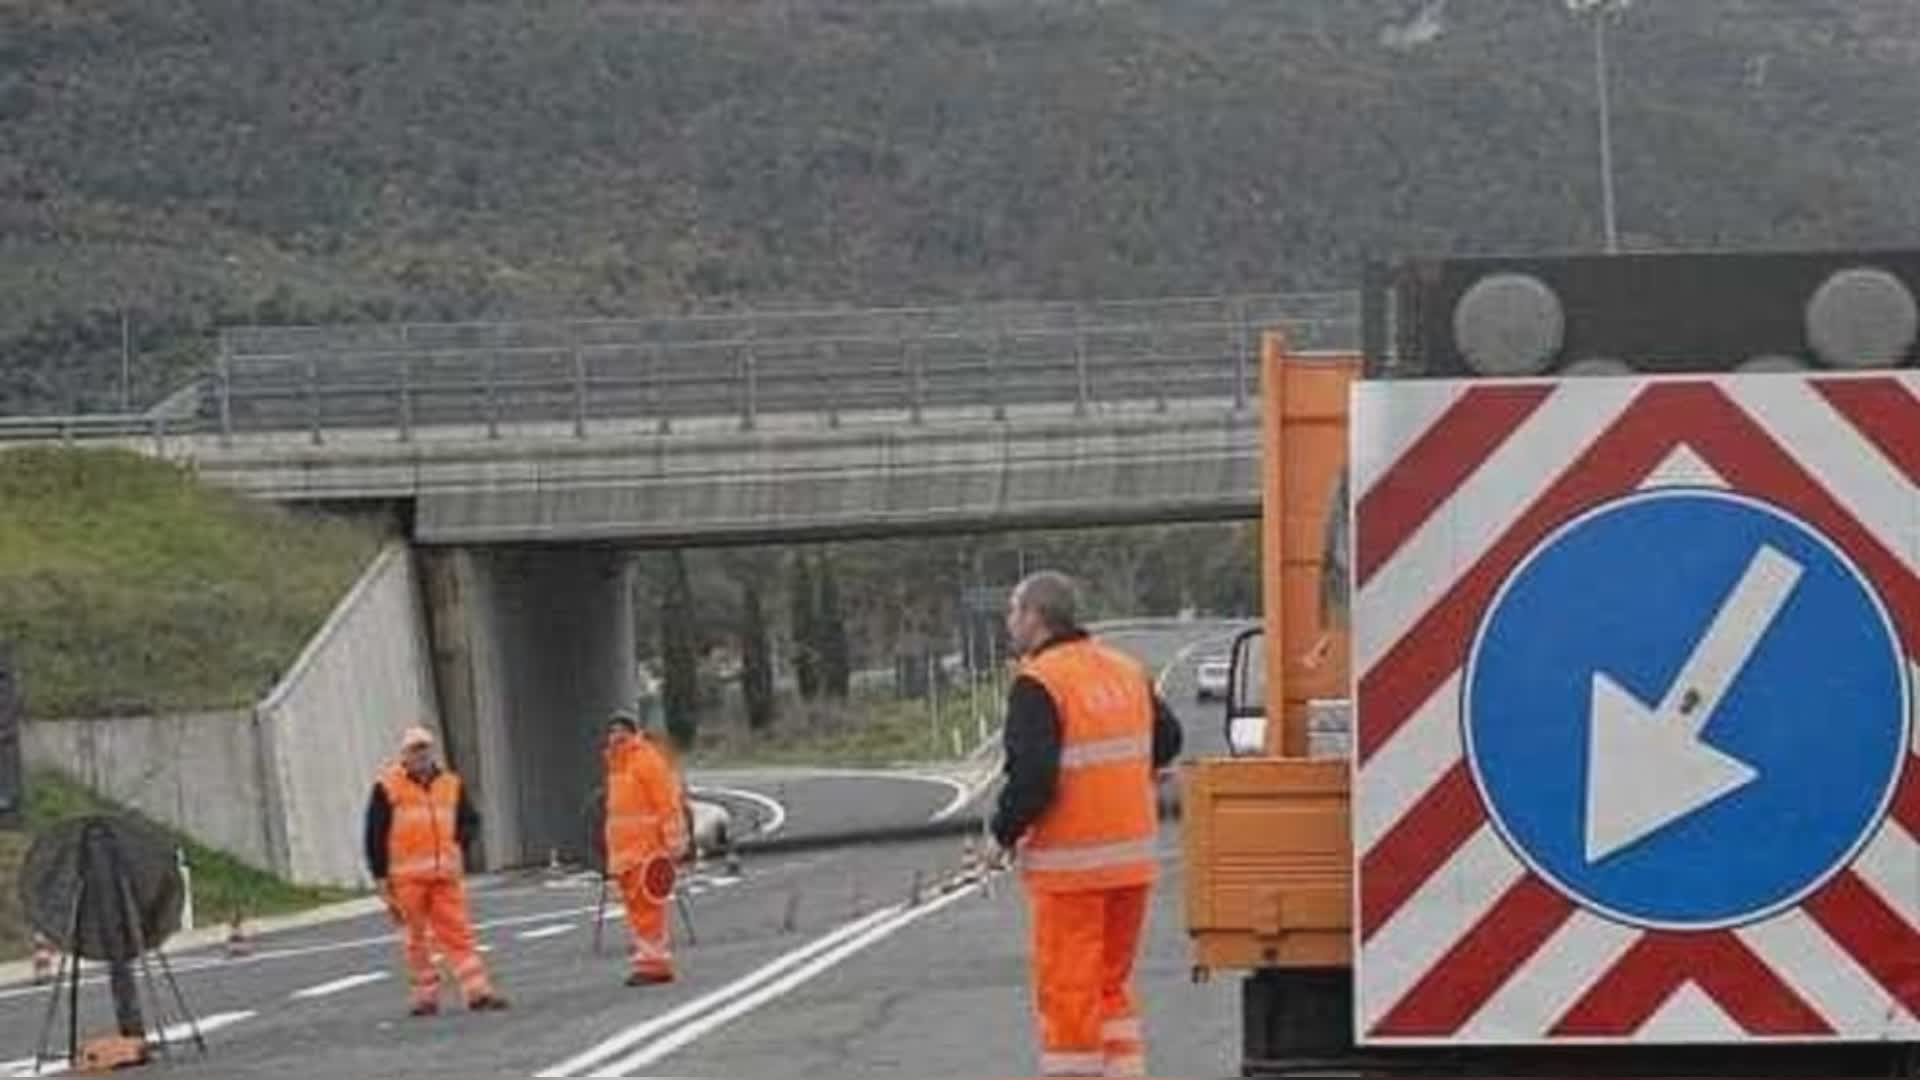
[2,292,1360,446]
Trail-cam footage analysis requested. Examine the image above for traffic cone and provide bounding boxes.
[225,909,252,958]
[31,934,55,985]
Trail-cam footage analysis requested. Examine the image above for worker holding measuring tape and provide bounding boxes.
[601,709,689,986]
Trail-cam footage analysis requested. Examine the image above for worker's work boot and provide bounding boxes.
[468,993,510,1011]
[625,970,674,987]
[409,1001,438,1018]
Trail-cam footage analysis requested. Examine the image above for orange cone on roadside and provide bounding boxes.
[225,909,251,958]
[31,934,55,985]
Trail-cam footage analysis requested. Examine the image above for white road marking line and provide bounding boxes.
[0,1011,255,1077]
[537,906,901,1078]
[1154,636,1216,697]
[519,923,578,941]
[591,885,976,1076]
[688,785,787,838]
[0,902,602,1002]
[916,773,974,822]
[290,971,388,999]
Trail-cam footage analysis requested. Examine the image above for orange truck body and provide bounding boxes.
[1182,332,1356,974]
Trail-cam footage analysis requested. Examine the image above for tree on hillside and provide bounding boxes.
[817,550,851,699]
[787,550,820,701]
[659,550,700,749]
[740,577,775,733]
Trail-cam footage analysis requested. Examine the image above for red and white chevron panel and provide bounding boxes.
[1351,371,1920,1045]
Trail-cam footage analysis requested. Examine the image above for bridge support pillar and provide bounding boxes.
[420,545,638,870]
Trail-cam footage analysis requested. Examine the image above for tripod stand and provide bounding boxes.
[31,820,204,1073]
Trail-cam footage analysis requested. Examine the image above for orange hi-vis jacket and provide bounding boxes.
[1015,638,1159,893]
[605,737,684,875]
[377,763,465,882]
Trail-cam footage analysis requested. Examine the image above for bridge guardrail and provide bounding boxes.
[0,414,197,443]
[0,293,1358,446]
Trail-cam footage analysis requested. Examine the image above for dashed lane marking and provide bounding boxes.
[290,971,388,999]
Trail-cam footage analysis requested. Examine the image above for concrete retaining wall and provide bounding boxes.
[22,710,273,870]
[25,543,442,889]
[254,541,442,888]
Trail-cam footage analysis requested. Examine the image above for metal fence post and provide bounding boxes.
[486,351,500,440]
[651,345,671,436]
[1232,299,1251,413]
[1073,323,1089,419]
[823,342,841,429]
[398,355,413,443]
[306,354,322,445]
[989,324,1006,422]
[572,343,588,439]
[1152,326,1168,414]
[217,347,234,448]
[740,345,757,432]
[907,339,924,425]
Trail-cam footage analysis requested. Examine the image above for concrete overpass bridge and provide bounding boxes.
[5,292,1355,543]
[0,292,1357,874]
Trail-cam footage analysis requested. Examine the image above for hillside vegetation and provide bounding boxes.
[4,1,1919,412]
[0,447,383,718]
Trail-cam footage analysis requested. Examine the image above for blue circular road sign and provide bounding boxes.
[1463,487,1910,929]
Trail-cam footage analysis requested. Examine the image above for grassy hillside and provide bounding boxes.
[0,447,383,718]
[4,1,1920,412]
[0,769,354,962]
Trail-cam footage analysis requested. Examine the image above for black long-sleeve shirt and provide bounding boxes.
[363,767,481,881]
[989,630,1184,850]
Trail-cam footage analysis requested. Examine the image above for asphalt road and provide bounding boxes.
[680,617,1251,851]
[688,767,978,848]
[0,618,1250,1079]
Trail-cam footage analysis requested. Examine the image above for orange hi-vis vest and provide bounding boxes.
[378,763,464,882]
[605,738,681,875]
[1017,637,1159,893]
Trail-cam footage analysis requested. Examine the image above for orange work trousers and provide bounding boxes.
[617,865,674,979]
[1026,883,1151,1077]
[391,876,496,1008]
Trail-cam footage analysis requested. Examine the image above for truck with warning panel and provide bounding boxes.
[1181,248,1920,1077]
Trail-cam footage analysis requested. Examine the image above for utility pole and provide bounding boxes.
[1568,0,1630,253]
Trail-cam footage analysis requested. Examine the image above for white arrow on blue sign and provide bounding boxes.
[1462,487,1910,930]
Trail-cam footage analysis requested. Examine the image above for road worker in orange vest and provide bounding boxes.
[362,725,509,1017]
[602,709,690,986]
[989,571,1184,1079]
